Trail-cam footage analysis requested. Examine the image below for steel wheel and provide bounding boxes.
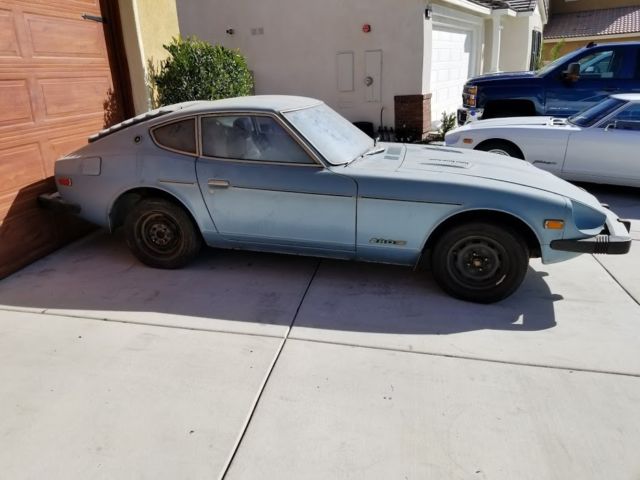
[125,198,202,269]
[432,222,529,303]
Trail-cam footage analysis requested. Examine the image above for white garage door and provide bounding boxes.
[430,26,473,126]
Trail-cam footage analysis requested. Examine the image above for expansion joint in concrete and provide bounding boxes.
[218,260,322,480]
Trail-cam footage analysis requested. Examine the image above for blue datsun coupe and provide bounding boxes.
[40,96,632,303]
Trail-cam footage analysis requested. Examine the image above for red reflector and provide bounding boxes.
[57,177,72,187]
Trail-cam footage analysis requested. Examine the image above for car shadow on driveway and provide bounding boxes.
[0,231,560,335]
[577,183,640,221]
[294,260,559,335]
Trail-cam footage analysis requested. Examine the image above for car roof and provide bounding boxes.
[177,95,323,114]
[611,93,640,102]
[89,95,323,143]
[580,41,640,49]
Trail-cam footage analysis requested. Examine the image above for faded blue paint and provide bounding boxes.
[53,96,628,269]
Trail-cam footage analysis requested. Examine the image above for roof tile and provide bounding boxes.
[545,6,640,39]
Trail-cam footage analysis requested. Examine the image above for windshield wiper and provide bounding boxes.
[364,146,385,156]
[343,145,385,166]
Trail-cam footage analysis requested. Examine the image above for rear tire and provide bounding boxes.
[476,140,524,159]
[124,198,202,269]
[431,222,529,303]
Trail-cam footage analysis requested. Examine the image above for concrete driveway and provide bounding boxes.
[0,184,639,479]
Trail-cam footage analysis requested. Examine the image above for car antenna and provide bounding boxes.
[376,106,385,146]
[586,41,597,48]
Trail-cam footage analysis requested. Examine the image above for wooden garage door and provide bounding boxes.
[0,0,129,278]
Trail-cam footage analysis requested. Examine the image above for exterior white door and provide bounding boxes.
[430,26,473,126]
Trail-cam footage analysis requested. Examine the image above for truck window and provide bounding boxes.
[577,50,624,79]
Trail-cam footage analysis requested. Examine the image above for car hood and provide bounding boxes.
[396,145,601,208]
[459,116,556,129]
[468,70,538,84]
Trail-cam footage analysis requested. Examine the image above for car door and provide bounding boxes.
[563,103,640,184]
[545,46,635,116]
[195,113,357,254]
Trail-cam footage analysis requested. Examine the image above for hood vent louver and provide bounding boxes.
[420,158,471,169]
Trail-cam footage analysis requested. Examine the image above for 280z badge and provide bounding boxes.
[369,238,407,246]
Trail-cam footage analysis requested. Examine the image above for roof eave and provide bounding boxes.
[493,8,517,17]
[443,0,492,16]
[544,32,640,42]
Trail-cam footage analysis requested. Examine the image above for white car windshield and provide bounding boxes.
[568,98,627,127]
[283,103,374,165]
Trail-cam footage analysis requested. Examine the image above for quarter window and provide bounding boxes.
[201,115,314,164]
[152,118,196,154]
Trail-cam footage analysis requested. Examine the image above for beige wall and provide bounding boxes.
[543,35,640,60]
[118,0,180,114]
[551,0,640,14]
[500,12,542,71]
[177,0,426,127]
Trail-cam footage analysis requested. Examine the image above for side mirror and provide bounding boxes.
[605,121,617,131]
[563,63,581,82]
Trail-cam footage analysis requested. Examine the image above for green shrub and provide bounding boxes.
[429,111,457,141]
[148,36,253,107]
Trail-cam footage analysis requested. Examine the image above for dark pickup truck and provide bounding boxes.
[458,41,640,124]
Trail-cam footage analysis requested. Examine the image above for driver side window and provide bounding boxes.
[201,115,315,164]
[577,49,624,79]
[609,104,640,131]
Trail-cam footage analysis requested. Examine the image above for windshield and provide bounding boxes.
[536,51,572,76]
[283,103,373,165]
[568,98,626,127]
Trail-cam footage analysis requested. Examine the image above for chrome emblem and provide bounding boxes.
[369,238,407,246]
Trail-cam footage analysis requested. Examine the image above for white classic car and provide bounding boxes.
[445,94,640,187]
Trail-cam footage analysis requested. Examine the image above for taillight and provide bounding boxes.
[57,177,72,187]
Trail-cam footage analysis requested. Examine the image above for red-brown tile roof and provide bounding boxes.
[545,6,640,39]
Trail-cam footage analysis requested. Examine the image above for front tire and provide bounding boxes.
[124,198,202,269]
[431,222,529,303]
[476,140,524,159]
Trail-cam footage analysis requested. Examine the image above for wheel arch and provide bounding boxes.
[109,186,201,233]
[420,209,542,266]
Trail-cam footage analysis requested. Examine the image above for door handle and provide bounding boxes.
[603,88,617,92]
[207,179,230,189]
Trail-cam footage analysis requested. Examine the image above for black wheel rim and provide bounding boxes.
[446,235,509,290]
[138,211,182,257]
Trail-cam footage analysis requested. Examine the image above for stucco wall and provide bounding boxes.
[499,10,542,72]
[118,0,180,114]
[500,16,531,71]
[176,0,425,127]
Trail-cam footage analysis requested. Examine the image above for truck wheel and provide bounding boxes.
[431,222,529,303]
[124,198,202,269]
[476,140,524,159]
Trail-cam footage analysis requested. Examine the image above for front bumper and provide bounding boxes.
[457,107,483,125]
[551,210,632,255]
[38,192,81,214]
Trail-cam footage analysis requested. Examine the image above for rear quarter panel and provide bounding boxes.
[55,126,215,235]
